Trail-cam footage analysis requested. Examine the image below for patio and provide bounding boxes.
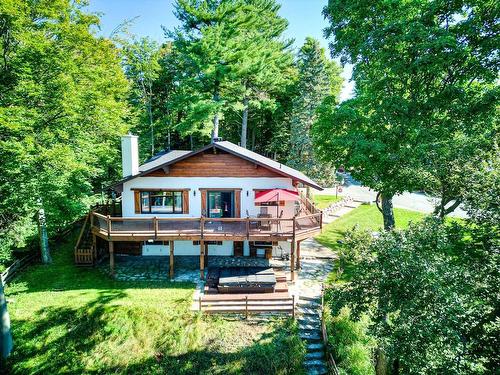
[99,255,288,282]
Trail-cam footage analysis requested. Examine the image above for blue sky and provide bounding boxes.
[86,0,353,100]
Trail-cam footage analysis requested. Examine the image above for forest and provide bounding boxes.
[0,0,342,264]
[0,0,498,374]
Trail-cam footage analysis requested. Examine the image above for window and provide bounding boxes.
[140,191,184,214]
[193,241,222,246]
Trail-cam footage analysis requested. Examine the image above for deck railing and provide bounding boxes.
[91,212,322,239]
[199,294,295,317]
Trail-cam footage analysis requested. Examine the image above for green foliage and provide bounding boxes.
[0,0,130,263]
[324,306,375,375]
[121,37,161,158]
[6,229,305,374]
[288,37,342,186]
[328,218,499,374]
[315,0,499,220]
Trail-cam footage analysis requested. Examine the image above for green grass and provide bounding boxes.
[312,194,342,209]
[316,204,426,283]
[6,231,305,374]
[316,204,426,251]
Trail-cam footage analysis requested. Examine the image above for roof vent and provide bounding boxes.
[212,137,223,143]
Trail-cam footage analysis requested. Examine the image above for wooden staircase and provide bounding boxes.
[74,213,95,266]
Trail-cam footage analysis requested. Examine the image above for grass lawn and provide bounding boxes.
[316,204,426,250]
[5,231,305,375]
[316,204,426,282]
[312,194,342,209]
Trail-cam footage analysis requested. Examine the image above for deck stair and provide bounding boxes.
[74,213,95,266]
[198,292,295,316]
[297,296,328,375]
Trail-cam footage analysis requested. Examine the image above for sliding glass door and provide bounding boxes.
[207,191,234,218]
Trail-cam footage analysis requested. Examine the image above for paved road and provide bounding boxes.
[317,176,467,218]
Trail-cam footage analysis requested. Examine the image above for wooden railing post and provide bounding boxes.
[245,296,248,319]
[246,216,250,239]
[154,216,158,239]
[199,296,202,312]
[90,212,94,229]
[106,215,111,239]
[292,295,295,319]
[200,216,205,239]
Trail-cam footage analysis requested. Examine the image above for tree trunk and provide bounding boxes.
[392,358,400,375]
[148,98,154,156]
[375,348,388,375]
[0,279,13,360]
[37,199,52,264]
[241,97,249,148]
[212,88,220,140]
[376,192,395,230]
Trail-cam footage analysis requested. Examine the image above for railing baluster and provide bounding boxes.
[106,215,111,239]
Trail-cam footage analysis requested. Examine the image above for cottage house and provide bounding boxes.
[76,135,323,280]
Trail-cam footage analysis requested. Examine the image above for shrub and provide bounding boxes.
[324,306,375,375]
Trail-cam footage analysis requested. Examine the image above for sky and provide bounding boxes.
[86,0,354,101]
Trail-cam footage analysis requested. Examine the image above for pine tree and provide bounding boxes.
[288,37,342,186]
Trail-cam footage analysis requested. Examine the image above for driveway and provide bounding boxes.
[318,175,467,218]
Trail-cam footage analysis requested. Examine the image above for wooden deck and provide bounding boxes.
[90,212,322,242]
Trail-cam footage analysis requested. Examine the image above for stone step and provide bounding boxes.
[297,307,320,316]
[300,296,321,303]
[306,342,325,351]
[300,331,321,341]
[298,316,320,324]
[304,359,326,368]
[299,322,320,331]
[297,301,321,309]
[306,351,325,360]
[305,363,328,375]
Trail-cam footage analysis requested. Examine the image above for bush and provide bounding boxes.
[324,306,375,375]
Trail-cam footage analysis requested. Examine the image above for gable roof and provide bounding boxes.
[116,140,322,190]
[139,150,192,172]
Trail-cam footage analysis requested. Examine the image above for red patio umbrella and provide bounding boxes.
[254,189,299,217]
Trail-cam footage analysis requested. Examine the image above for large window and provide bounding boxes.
[140,191,183,214]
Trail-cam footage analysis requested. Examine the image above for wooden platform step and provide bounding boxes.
[275,282,288,292]
[201,292,290,301]
[202,305,293,314]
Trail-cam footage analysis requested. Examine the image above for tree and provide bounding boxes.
[288,37,342,186]
[329,217,499,374]
[167,0,248,140]
[122,37,161,157]
[229,0,293,149]
[0,0,129,262]
[315,0,499,229]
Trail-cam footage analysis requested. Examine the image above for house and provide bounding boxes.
[76,134,323,280]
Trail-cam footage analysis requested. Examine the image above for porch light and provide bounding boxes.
[193,190,196,196]
[246,190,249,197]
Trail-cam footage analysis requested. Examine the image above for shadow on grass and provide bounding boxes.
[7,290,127,374]
[8,293,304,375]
[102,317,306,375]
[6,227,195,296]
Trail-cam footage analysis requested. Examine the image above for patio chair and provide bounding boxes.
[276,210,284,232]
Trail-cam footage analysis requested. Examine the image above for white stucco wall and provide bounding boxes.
[122,176,296,218]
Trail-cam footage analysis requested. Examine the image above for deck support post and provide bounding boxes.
[296,240,301,270]
[92,234,97,263]
[200,240,205,280]
[109,241,115,277]
[290,240,295,281]
[169,240,174,280]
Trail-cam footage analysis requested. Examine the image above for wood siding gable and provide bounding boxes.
[143,151,285,178]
